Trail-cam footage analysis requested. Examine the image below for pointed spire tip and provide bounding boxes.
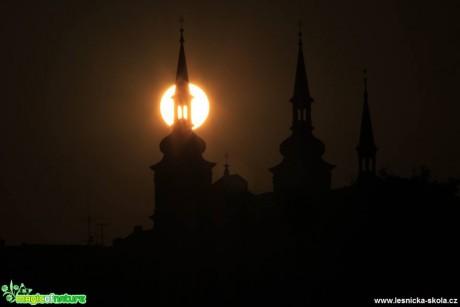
[179,16,185,43]
[363,69,368,98]
[297,20,303,47]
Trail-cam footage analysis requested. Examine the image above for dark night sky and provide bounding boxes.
[1,0,459,245]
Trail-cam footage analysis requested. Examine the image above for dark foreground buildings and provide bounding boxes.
[1,25,459,306]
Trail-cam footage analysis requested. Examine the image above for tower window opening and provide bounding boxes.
[177,106,183,119]
[184,105,188,119]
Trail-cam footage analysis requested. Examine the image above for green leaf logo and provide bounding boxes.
[1,280,33,303]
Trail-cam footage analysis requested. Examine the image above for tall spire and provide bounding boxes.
[357,70,377,178]
[290,20,314,131]
[150,18,216,231]
[176,16,189,84]
[173,16,193,128]
[269,25,334,197]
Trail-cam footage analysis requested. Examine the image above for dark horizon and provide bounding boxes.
[1,0,459,245]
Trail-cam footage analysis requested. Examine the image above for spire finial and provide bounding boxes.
[297,20,303,47]
[363,69,368,99]
[179,16,185,43]
[179,16,185,30]
[224,153,230,177]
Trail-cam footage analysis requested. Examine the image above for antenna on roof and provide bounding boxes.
[84,191,94,245]
[79,189,96,245]
[96,222,110,246]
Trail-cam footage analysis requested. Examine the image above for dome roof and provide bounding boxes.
[279,133,325,158]
[159,128,206,158]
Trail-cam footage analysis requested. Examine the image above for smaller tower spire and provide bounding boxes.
[224,153,230,177]
[290,20,314,132]
[357,69,378,181]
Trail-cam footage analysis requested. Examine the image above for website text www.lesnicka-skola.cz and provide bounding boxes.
[374,297,458,304]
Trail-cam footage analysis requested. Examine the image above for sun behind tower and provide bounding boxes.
[150,19,216,230]
[160,84,210,129]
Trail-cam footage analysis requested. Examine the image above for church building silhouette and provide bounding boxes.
[1,22,458,307]
[112,24,459,307]
[144,22,375,233]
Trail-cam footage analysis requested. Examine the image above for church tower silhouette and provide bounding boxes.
[270,25,334,197]
[356,72,377,181]
[150,21,216,231]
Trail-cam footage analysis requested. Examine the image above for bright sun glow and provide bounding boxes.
[160,84,209,129]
